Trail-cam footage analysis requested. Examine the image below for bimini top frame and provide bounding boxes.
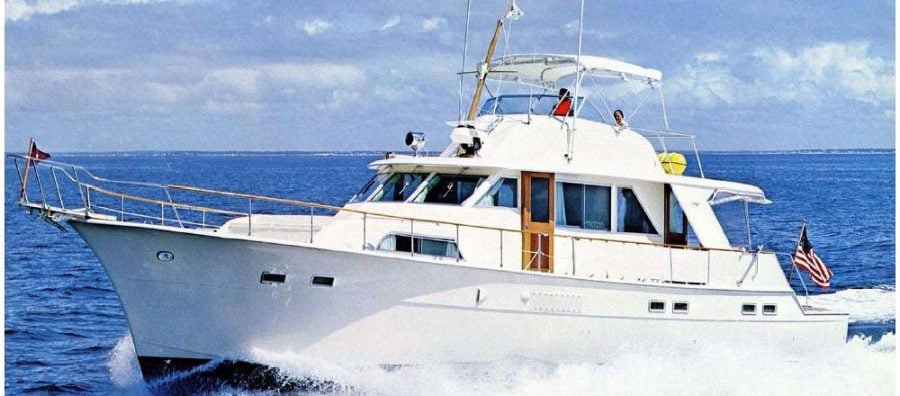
[487,53,663,90]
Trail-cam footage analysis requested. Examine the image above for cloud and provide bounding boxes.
[300,18,332,36]
[665,41,894,109]
[7,62,367,114]
[380,16,400,31]
[6,0,183,21]
[421,17,445,32]
[694,52,725,63]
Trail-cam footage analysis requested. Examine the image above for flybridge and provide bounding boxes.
[487,54,663,89]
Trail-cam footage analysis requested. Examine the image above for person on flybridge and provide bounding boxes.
[613,109,628,131]
[553,88,574,116]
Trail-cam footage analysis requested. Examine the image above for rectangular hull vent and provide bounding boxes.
[311,276,334,287]
[260,272,286,284]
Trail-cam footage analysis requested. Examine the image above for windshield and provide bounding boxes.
[370,173,426,202]
[412,174,486,204]
[479,94,587,117]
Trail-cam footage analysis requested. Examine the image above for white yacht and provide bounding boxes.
[12,6,847,381]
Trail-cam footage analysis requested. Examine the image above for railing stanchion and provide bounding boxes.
[668,247,674,281]
[248,198,253,236]
[161,203,165,226]
[410,219,415,257]
[120,196,124,221]
[691,136,705,178]
[85,186,92,212]
[202,210,207,229]
[455,224,460,262]
[309,207,314,244]
[14,160,28,203]
[571,237,576,276]
[362,213,367,249]
[499,229,503,268]
[50,169,66,209]
[32,160,48,207]
[72,166,87,209]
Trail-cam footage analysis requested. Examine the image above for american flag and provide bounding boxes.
[792,224,832,288]
[28,142,51,162]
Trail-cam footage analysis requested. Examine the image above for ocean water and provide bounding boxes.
[4,151,895,394]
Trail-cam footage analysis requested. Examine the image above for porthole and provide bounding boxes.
[762,304,777,315]
[742,304,756,315]
[156,251,174,262]
[673,302,689,313]
[649,300,666,313]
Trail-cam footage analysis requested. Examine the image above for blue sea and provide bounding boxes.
[4,151,896,394]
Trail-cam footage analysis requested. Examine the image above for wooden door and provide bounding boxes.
[521,172,554,272]
[664,184,688,245]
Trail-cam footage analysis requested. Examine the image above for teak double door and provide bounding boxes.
[521,172,554,272]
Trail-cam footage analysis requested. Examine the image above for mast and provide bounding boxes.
[465,19,504,121]
[464,0,522,121]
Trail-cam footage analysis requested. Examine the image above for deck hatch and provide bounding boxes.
[311,276,334,287]
[260,272,286,284]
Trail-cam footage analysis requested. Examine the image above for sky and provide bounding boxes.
[4,0,896,152]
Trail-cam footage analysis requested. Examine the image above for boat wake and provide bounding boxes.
[108,328,895,395]
[806,286,895,323]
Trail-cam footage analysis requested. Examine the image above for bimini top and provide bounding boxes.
[487,53,663,89]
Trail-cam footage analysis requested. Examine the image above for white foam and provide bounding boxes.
[806,287,896,322]
[106,334,150,395]
[249,335,894,396]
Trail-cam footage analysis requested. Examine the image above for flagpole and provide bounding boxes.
[18,138,35,202]
[787,221,807,291]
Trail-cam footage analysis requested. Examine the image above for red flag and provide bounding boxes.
[28,143,50,162]
[792,225,832,288]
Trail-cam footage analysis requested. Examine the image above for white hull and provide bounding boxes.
[71,219,847,373]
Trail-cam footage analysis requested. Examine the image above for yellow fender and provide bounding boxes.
[657,152,687,175]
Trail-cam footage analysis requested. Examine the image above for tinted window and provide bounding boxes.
[668,188,684,233]
[414,174,486,204]
[478,178,518,208]
[556,182,611,231]
[618,188,657,234]
[372,173,425,202]
[530,177,550,222]
[377,234,461,258]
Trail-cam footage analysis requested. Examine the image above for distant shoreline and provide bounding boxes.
[4,149,896,156]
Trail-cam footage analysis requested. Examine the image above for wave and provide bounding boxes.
[249,336,895,396]
[806,287,895,323]
[108,330,896,395]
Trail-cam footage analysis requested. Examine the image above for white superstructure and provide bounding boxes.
[11,9,847,381]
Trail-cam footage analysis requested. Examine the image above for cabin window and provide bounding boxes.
[649,300,665,312]
[378,234,461,259]
[617,188,658,234]
[742,304,756,315]
[555,182,611,231]
[530,177,550,222]
[673,302,689,313]
[477,178,518,208]
[413,174,486,204]
[762,304,777,315]
[371,173,425,202]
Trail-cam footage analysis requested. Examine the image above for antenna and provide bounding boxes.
[566,0,586,162]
